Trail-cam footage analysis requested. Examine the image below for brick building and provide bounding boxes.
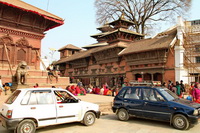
[0,0,69,86]
[0,0,63,70]
[56,15,181,87]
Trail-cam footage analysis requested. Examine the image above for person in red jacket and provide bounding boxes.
[70,85,76,96]
[104,87,109,95]
[75,85,81,96]
[94,86,100,94]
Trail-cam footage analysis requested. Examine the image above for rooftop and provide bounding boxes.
[0,0,64,31]
[58,44,82,51]
[82,42,108,49]
[56,42,127,64]
[119,27,177,56]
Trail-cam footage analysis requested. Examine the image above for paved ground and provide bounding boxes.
[1,114,199,133]
[77,94,114,113]
[77,94,114,104]
[0,91,200,133]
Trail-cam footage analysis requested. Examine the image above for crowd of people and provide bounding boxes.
[165,80,200,103]
[1,73,200,103]
[65,82,119,97]
[65,79,200,103]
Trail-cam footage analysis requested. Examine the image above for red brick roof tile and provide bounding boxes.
[58,44,82,51]
[119,27,177,55]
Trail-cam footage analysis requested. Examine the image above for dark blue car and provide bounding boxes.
[112,86,200,130]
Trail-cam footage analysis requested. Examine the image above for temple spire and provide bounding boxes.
[120,9,125,19]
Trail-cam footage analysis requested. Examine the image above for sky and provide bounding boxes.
[22,0,200,62]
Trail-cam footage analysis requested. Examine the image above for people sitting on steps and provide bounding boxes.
[47,64,58,84]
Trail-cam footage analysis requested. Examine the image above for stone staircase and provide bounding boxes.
[0,68,69,89]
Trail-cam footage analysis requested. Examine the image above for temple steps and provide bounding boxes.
[0,69,48,77]
[0,69,69,89]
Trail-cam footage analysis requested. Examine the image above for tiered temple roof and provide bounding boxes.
[0,0,64,31]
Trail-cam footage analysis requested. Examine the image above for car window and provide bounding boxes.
[143,88,157,101]
[21,91,31,105]
[155,91,165,101]
[28,90,54,105]
[143,88,165,102]
[158,88,178,101]
[5,90,21,104]
[124,87,141,100]
[54,90,77,103]
[118,88,126,98]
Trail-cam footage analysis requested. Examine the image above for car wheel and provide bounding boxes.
[15,119,36,133]
[117,108,129,121]
[172,114,189,130]
[82,112,96,126]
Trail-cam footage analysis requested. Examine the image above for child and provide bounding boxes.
[4,83,10,95]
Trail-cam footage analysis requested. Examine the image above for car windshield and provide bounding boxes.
[158,88,179,101]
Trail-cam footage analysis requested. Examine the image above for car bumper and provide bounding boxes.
[188,115,200,125]
[0,114,22,130]
[112,106,117,113]
[96,111,101,118]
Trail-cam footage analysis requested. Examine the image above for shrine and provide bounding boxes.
[0,0,69,87]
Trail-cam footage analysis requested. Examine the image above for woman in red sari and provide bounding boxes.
[70,85,76,96]
[80,87,86,95]
[192,83,200,103]
[75,85,81,96]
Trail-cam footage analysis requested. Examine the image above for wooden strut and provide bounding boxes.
[35,50,58,83]
[3,42,13,76]
[35,50,47,71]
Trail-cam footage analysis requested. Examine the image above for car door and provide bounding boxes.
[122,87,143,117]
[142,88,171,121]
[20,90,57,127]
[54,90,82,124]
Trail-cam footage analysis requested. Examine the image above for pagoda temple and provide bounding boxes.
[0,0,69,87]
[56,15,146,87]
[56,13,181,87]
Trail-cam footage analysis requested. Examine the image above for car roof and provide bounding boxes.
[124,86,167,90]
[17,87,65,91]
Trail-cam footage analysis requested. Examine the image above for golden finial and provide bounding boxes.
[121,9,125,19]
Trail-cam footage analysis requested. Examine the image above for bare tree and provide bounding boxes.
[95,0,192,35]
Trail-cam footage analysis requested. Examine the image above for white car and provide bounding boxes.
[0,88,100,133]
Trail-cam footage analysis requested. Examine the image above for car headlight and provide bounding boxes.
[193,109,199,116]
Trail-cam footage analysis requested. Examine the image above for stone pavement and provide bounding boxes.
[77,94,114,114]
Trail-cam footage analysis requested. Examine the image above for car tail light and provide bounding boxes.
[6,110,13,119]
